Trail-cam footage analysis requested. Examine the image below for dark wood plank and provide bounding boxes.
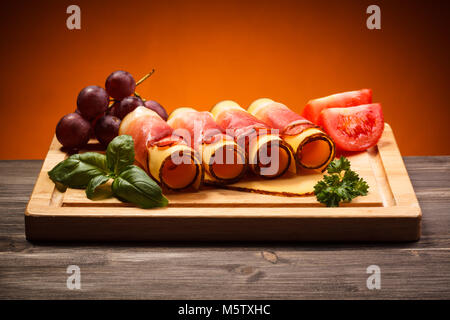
[0,157,449,299]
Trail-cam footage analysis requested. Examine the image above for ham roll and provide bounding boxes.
[119,107,203,191]
[167,108,247,184]
[248,98,335,171]
[211,100,295,179]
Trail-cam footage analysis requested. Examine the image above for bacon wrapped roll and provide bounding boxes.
[211,100,295,179]
[248,98,335,171]
[119,107,203,191]
[167,108,247,184]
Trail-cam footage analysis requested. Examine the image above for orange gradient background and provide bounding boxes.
[0,0,449,159]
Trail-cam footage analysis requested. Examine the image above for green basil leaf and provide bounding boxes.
[48,152,108,189]
[107,135,135,175]
[112,165,168,209]
[86,175,113,200]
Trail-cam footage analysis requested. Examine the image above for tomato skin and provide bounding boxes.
[302,89,372,125]
[319,103,384,152]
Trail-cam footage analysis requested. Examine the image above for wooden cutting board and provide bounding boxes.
[25,123,421,241]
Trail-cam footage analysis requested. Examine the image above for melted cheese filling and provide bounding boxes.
[299,138,332,169]
[161,155,198,190]
[283,128,334,170]
[210,144,245,180]
[148,144,202,191]
[255,142,290,178]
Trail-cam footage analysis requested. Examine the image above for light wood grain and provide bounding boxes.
[0,157,448,299]
[24,124,421,241]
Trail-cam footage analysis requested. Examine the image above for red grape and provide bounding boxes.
[90,113,104,138]
[106,100,120,117]
[76,85,109,120]
[144,100,168,121]
[105,71,136,100]
[94,115,121,147]
[115,96,144,119]
[55,113,91,149]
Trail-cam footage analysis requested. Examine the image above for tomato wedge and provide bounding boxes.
[302,89,372,125]
[318,103,384,152]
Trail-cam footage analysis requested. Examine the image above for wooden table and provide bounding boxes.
[0,157,449,299]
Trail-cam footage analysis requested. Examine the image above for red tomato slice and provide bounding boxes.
[319,103,384,152]
[302,89,372,125]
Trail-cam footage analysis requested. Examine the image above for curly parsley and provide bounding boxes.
[314,156,369,207]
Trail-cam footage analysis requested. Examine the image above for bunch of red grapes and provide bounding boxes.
[56,70,168,150]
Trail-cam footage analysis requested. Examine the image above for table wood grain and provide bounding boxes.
[0,157,449,299]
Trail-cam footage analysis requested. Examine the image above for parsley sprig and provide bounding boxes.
[314,156,369,207]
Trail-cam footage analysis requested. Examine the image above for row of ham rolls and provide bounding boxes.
[248,99,335,171]
[211,100,296,179]
[118,99,336,192]
[119,107,203,191]
[167,108,247,184]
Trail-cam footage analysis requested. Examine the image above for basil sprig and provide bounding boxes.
[106,135,136,175]
[48,152,108,189]
[48,135,168,209]
[86,175,112,200]
[113,165,168,208]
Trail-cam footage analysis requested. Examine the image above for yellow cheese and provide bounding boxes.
[248,99,335,171]
[120,107,203,191]
[167,107,197,121]
[211,100,296,178]
[119,106,162,134]
[210,100,244,119]
[148,143,203,191]
[283,127,335,171]
[201,138,246,183]
[206,168,323,196]
[247,98,274,115]
[168,107,247,184]
[248,133,296,177]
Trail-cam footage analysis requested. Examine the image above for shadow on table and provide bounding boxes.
[24,239,424,251]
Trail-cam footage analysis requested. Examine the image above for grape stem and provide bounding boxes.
[136,69,155,86]
[134,92,143,100]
